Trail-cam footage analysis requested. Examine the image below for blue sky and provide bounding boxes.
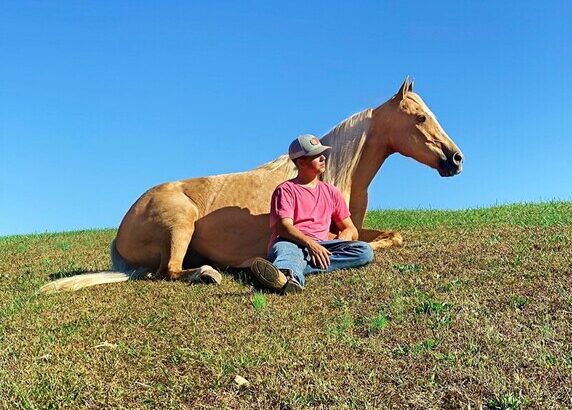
[1,1,571,236]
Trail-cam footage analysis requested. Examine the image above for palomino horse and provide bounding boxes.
[40,78,463,293]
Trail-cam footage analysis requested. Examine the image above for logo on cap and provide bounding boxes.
[310,137,319,145]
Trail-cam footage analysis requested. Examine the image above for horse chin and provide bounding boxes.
[438,163,463,177]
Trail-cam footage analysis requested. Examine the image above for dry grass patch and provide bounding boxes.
[0,203,570,408]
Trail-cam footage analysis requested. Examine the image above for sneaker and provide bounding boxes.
[250,257,287,290]
[281,278,304,295]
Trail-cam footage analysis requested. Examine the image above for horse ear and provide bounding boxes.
[409,79,414,92]
[397,76,410,99]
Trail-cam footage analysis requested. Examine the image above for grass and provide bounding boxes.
[487,392,528,409]
[368,311,389,333]
[0,201,570,408]
[364,200,572,229]
[251,292,267,311]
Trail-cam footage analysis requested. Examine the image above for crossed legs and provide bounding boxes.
[267,239,374,286]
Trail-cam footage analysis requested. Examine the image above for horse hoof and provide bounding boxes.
[199,265,222,285]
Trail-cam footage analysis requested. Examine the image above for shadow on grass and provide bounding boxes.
[226,268,255,285]
[48,269,98,280]
[225,268,297,297]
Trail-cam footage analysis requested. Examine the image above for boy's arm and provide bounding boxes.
[334,217,359,241]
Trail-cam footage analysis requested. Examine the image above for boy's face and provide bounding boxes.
[296,153,327,174]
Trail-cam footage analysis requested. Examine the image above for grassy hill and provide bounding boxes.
[0,202,570,408]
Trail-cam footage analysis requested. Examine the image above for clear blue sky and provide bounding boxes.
[1,1,571,236]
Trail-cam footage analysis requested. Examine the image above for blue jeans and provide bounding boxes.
[268,239,374,286]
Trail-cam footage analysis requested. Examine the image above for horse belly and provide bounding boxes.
[191,208,270,267]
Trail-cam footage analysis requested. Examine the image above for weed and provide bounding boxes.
[435,352,456,362]
[142,311,169,328]
[327,312,354,339]
[368,312,389,334]
[0,294,38,319]
[486,392,527,409]
[42,257,52,269]
[332,296,348,309]
[415,297,448,315]
[394,338,440,357]
[386,292,407,322]
[392,344,410,357]
[427,372,438,388]
[393,263,422,274]
[415,294,452,326]
[438,278,463,292]
[512,296,528,310]
[541,323,553,338]
[546,232,567,245]
[251,292,266,311]
[543,353,557,366]
[58,240,71,251]
[486,234,501,246]
[412,338,439,355]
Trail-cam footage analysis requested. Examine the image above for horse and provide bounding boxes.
[40,78,463,293]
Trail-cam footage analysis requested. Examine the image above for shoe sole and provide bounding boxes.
[282,280,304,295]
[250,258,287,289]
[181,265,222,285]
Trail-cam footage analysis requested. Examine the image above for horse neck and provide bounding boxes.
[352,101,395,191]
[347,100,395,227]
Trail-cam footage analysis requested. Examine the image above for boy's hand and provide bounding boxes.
[306,239,332,269]
[336,230,354,241]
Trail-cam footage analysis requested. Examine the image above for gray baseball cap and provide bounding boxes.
[288,134,331,160]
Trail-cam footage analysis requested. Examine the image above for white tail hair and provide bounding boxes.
[40,239,147,294]
[39,272,129,294]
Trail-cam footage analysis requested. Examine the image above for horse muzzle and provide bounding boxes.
[438,151,463,177]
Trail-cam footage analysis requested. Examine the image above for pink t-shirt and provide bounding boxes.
[269,180,351,243]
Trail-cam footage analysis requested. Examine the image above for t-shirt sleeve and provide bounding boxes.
[331,186,351,223]
[269,186,295,227]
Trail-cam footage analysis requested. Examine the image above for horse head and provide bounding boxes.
[375,77,463,177]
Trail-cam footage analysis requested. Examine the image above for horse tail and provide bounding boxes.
[39,271,130,294]
[39,239,148,294]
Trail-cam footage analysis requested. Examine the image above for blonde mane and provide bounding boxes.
[256,109,373,202]
[321,109,373,201]
[255,154,297,178]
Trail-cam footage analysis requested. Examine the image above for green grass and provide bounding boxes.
[251,292,267,311]
[0,202,570,408]
[368,311,389,333]
[487,392,528,409]
[364,200,572,229]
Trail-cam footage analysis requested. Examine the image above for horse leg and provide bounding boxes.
[158,226,222,285]
[359,228,403,250]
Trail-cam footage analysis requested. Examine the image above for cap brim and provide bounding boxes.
[304,145,331,157]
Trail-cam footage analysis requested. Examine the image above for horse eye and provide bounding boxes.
[417,114,426,123]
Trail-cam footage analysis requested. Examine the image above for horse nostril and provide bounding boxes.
[453,152,463,165]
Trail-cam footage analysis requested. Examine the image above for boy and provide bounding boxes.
[250,134,373,294]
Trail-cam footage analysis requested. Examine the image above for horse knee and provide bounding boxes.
[390,231,403,246]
